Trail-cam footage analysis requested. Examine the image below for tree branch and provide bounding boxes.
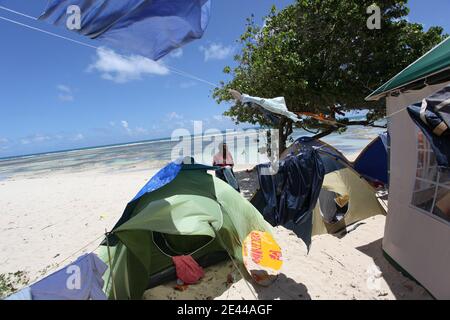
[341,120,387,129]
[312,129,336,140]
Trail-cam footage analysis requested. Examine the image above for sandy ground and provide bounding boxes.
[145,215,431,300]
[0,167,158,285]
[0,155,431,300]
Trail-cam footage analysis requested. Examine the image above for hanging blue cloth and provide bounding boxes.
[39,0,211,60]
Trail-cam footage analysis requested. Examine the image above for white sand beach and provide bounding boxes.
[0,150,432,300]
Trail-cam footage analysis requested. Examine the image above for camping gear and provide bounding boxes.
[366,36,450,299]
[30,253,108,300]
[172,256,205,285]
[353,132,389,186]
[242,231,283,286]
[96,160,273,300]
[39,0,211,61]
[406,85,450,167]
[251,137,386,248]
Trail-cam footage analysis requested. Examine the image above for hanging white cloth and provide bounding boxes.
[240,94,302,123]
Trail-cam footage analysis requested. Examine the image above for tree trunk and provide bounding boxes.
[277,120,293,156]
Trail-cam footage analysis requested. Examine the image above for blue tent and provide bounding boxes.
[353,133,389,186]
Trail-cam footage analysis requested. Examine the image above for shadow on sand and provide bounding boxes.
[250,273,311,300]
[143,262,311,300]
[356,238,432,300]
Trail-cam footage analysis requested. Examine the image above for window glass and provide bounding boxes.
[412,179,435,212]
[434,186,450,221]
[412,131,450,223]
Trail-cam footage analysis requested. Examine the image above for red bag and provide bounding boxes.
[172,255,205,284]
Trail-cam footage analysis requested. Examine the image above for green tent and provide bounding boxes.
[96,162,272,300]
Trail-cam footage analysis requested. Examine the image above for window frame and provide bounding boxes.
[410,129,450,226]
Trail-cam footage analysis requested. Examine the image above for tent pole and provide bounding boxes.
[105,230,118,300]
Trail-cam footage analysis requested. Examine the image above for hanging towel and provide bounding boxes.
[30,253,108,300]
[241,94,302,123]
[172,256,204,284]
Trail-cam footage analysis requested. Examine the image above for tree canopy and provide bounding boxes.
[213,0,446,152]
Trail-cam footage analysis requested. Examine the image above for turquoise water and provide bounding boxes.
[0,125,385,180]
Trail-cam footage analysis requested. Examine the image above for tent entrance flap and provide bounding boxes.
[152,232,215,257]
[318,190,349,224]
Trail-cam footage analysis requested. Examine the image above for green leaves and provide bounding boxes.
[213,0,445,148]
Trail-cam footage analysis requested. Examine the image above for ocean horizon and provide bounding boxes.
[0,124,385,181]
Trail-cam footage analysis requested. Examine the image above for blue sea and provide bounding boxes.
[0,125,385,181]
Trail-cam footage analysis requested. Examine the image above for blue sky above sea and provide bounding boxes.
[0,0,449,158]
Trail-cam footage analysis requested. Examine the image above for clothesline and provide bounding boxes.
[0,5,38,20]
[0,5,409,119]
[27,232,105,287]
[0,6,219,88]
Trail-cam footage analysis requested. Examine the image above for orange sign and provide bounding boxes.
[242,231,283,286]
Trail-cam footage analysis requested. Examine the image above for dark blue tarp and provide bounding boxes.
[289,137,351,170]
[353,133,389,185]
[39,0,211,60]
[407,85,450,167]
[256,147,325,249]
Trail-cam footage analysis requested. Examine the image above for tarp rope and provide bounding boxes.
[26,232,105,288]
[150,231,217,258]
[208,222,259,300]
[0,6,219,88]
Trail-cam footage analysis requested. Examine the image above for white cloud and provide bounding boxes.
[32,134,50,143]
[71,133,84,141]
[120,120,132,134]
[213,115,225,121]
[170,48,183,58]
[109,121,116,127]
[117,120,149,136]
[57,84,74,102]
[88,48,170,83]
[0,137,8,144]
[199,43,235,62]
[121,120,129,129]
[21,134,51,145]
[135,127,148,134]
[167,112,183,120]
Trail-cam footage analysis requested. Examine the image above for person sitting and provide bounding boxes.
[213,142,234,168]
[213,143,239,191]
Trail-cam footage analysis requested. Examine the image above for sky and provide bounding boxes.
[0,0,449,158]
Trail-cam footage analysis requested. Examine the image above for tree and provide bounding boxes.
[213,0,446,154]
